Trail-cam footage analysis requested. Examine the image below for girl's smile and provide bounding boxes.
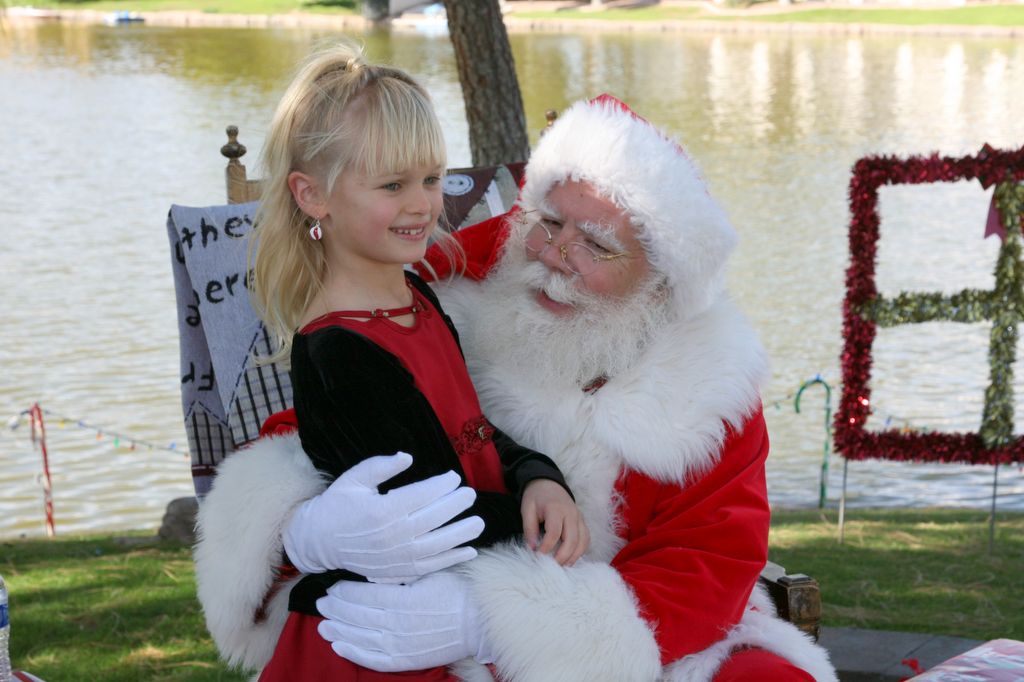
[390,222,430,239]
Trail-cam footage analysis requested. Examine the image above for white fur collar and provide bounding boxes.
[439,278,768,484]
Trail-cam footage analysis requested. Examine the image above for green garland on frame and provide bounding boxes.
[837,144,1024,464]
[981,181,1024,447]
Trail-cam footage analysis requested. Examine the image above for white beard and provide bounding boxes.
[467,227,673,389]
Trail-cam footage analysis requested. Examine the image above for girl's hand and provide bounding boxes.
[520,479,590,566]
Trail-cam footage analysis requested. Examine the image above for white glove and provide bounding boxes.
[283,452,484,581]
[316,571,492,672]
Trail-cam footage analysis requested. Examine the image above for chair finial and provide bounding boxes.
[221,125,247,162]
[541,109,559,137]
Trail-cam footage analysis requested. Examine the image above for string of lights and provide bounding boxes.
[3,379,960,464]
[5,406,185,455]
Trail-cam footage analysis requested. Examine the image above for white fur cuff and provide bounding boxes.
[193,434,327,671]
[463,544,662,682]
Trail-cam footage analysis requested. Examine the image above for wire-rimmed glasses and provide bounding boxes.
[523,217,630,276]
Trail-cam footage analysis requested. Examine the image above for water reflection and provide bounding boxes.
[2,20,1024,537]
[844,42,866,141]
[790,43,816,139]
[893,42,915,126]
[943,42,966,129]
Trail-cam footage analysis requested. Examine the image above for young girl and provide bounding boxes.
[250,42,588,679]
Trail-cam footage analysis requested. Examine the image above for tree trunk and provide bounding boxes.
[442,0,530,166]
[362,0,389,21]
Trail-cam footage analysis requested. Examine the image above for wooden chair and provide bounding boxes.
[170,126,822,642]
[760,560,821,640]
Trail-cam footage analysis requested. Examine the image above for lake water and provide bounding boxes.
[2,18,1023,538]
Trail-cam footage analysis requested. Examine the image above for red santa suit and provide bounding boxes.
[428,239,835,682]
[193,95,837,681]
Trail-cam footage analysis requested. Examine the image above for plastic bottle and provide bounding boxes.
[0,573,11,682]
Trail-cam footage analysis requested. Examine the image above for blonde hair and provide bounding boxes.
[251,40,460,362]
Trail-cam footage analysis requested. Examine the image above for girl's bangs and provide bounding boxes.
[354,89,446,177]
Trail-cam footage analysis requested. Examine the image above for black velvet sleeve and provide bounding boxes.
[491,426,574,502]
[294,328,458,490]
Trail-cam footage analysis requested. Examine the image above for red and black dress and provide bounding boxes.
[259,271,569,681]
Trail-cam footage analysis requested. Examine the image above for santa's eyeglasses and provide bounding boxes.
[524,217,630,276]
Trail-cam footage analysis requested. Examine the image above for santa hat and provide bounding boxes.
[520,94,738,317]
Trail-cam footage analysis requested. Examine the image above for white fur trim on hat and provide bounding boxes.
[521,95,738,318]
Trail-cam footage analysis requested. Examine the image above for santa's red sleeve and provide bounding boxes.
[613,408,770,662]
[459,410,771,682]
[416,212,514,282]
[260,408,297,436]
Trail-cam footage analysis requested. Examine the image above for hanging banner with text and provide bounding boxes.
[166,202,292,495]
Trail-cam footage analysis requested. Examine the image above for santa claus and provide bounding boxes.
[194,95,838,681]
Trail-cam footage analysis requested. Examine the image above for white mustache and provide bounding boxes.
[518,260,592,308]
[540,275,579,305]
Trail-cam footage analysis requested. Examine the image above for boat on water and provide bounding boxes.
[103,10,145,24]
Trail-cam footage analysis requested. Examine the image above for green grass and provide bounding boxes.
[712,5,1024,24]
[511,4,1024,27]
[2,532,246,681]
[3,510,1021,680]
[770,508,1024,640]
[22,0,356,15]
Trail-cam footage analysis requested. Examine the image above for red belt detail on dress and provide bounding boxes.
[449,415,495,458]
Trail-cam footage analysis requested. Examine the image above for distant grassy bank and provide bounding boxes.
[6,0,359,15]
[8,0,1024,30]
[2,508,1021,680]
[512,3,1024,27]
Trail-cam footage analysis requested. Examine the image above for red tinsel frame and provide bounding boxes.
[836,144,1024,466]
